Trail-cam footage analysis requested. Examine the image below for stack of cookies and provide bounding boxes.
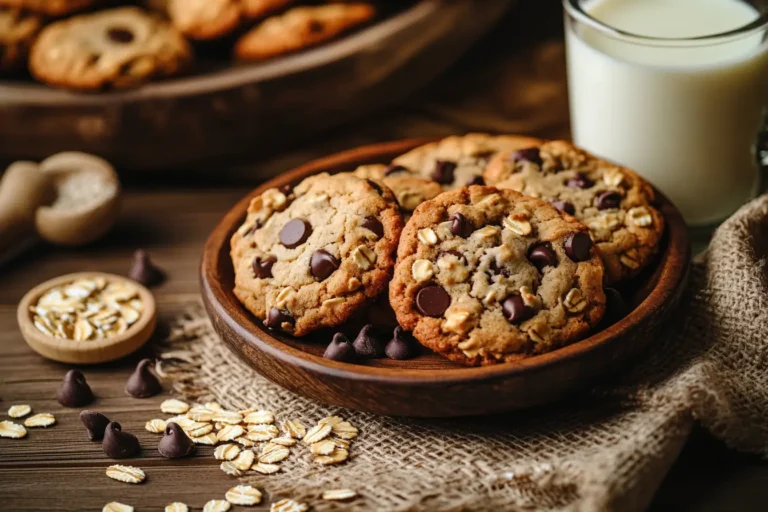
[0,0,377,90]
[231,134,666,366]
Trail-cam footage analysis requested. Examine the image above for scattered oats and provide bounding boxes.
[24,413,56,428]
[315,448,349,465]
[165,503,189,512]
[187,407,214,422]
[193,433,218,445]
[106,465,145,484]
[271,498,308,512]
[214,422,225,431]
[0,421,27,439]
[233,449,255,471]
[318,416,343,427]
[243,410,274,425]
[331,438,350,450]
[253,462,281,475]
[160,399,189,414]
[282,419,305,439]
[8,405,31,418]
[187,423,214,438]
[237,408,255,416]
[103,502,134,512]
[204,402,223,412]
[332,421,358,440]
[271,436,297,447]
[235,436,257,447]
[322,489,358,501]
[145,419,167,434]
[226,484,262,506]
[203,499,231,512]
[214,444,241,461]
[166,415,195,429]
[310,439,336,456]
[302,423,331,444]
[259,443,290,464]
[212,410,243,425]
[246,424,278,442]
[220,461,244,477]
[217,424,245,442]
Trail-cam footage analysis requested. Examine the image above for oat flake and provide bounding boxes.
[8,405,31,418]
[225,484,262,506]
[322,489,358,501]
[0,420,27,439]
[24,413,56,428]
[214,444,241,461]
[203,500,231,512]
[103,502,134,512]
[164,503,189,512]
[106,465,145,484]
[160,399,189,414]
[145,419,167,434]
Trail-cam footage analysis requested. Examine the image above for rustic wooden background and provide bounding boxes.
[1,1,767,510]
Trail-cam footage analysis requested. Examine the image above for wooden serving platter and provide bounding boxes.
[200,139,691,417]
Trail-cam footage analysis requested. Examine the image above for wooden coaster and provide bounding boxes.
[17,272,157,364]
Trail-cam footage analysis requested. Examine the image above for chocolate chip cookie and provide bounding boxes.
[483,140,664,283]
[231,172,403,336]
[29,7,192,91]
[234,3,375,61]
[0,8,42,71]
[390,133,544,190]
[0,0,100,16]
[167,0,293,40]
[352,164,442,215]
[390,186,606,366]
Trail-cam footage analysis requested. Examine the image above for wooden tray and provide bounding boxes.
[200,139,691,417]
[0,0,512,172]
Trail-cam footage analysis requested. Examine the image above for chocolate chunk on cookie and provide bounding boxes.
[167,0,293,41]
[0,0,101,16]
[234,3,375,61]
[390,186,606,366]
[352,164,442,215]
[29,7,192,91]
[483,140,665,283]
[231,172,403,336]
[0,8,41,72]
[390,133,544,191]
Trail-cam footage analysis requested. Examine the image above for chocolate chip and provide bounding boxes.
[279,219,312,248]
[265,308,294,330]
[564,232,593,262]
[595,190,622,210]
[488,259,510,278]
[310,249,339,281]
[431,160,457,184]
[511,147,543,166]
[107,27,134,43]
[102,422,140,459]
[158,422,195,459]
[362,216,384,238]
[550,200,576,216]
[128,250,165,287]
[352,324,386,359]
[385,326,419,360]
[125,358,162,398]
[604,287,629,323]
[245,220,263,236]
[502,295,535,324]
[279,184,293,195]
[323,333,357,363]
[450,212,473,238]
[80,410,110,441]
[252,255,276,279]
[366,179,383,195]
[528,243,558,272]
[384,165,409,176]
[466,176,485,186]
[415,285,451,317]
[57,369,93,408]
[566,173,594,189]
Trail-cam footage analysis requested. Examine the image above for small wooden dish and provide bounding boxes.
[18,272,157,364]
[201,139,691,417]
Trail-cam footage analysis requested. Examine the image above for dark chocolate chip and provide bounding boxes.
[564,232,593,262]
[107,27,134,43]
[323,333,357,363]
[102,422,140,459]
[384,165,409,176]
[352,324,386,359]
[245,220,263,236]
[310,249,339,281]
[566,173,594,189]
[431,160,457,184]
[385,326,419,360]
[366,179,383,195]
[511,147,543,166]
[362,216,384,238]
[415,285,451,317]
[466,175,485,186]
[80,410,110,441]
[158,422,195,459]
[279,219,312,248]
[550,200,576,216]
[280,184,293,195]
[128,249,165,287]
[265,308,294,330]
[450,212,474,238]
[125,358,161,398]
[528,243,558,272]
[502,295,535,324]
[57,369,93,408]
[488,259,510,278]
[604,287,629,323]
[595,190,623,210]
[252,255,277,279]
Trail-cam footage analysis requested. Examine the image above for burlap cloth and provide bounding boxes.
[157,195,768,511]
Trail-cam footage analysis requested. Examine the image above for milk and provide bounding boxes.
[566,0,768,226]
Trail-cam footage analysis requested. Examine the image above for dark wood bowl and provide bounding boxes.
[0,0,512,171]
[201,139,691,417]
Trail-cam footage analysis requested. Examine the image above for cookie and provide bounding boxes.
[231,172,403,336]
[483,140,664,283]
[167,0,293,40]
[390,133,544,190]
[389,186,606,366]
[234,3,375,61]
[0,0,100,16]
[29,7,192,91]
[352,164,442,214]
[0,8,42,72]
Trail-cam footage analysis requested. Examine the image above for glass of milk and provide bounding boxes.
[564,0,768,226]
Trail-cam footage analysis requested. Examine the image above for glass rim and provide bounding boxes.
[563,0,768,44]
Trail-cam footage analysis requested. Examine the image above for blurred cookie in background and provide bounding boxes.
[0,7,42,71]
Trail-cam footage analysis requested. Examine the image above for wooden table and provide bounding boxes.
[1,2,767,510]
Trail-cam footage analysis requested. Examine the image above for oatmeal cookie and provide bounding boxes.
[167,0,293,41]
[0,0,100,16]
[352,164,442,214]
[0,8,41,71]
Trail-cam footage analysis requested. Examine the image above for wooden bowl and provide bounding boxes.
[18,272,157,364]
[201,139,691,417]
[0,0,512,171]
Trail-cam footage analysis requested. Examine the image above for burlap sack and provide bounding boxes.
[158,194,768,511]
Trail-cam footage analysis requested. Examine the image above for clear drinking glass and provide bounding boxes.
[563,0,768,227]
